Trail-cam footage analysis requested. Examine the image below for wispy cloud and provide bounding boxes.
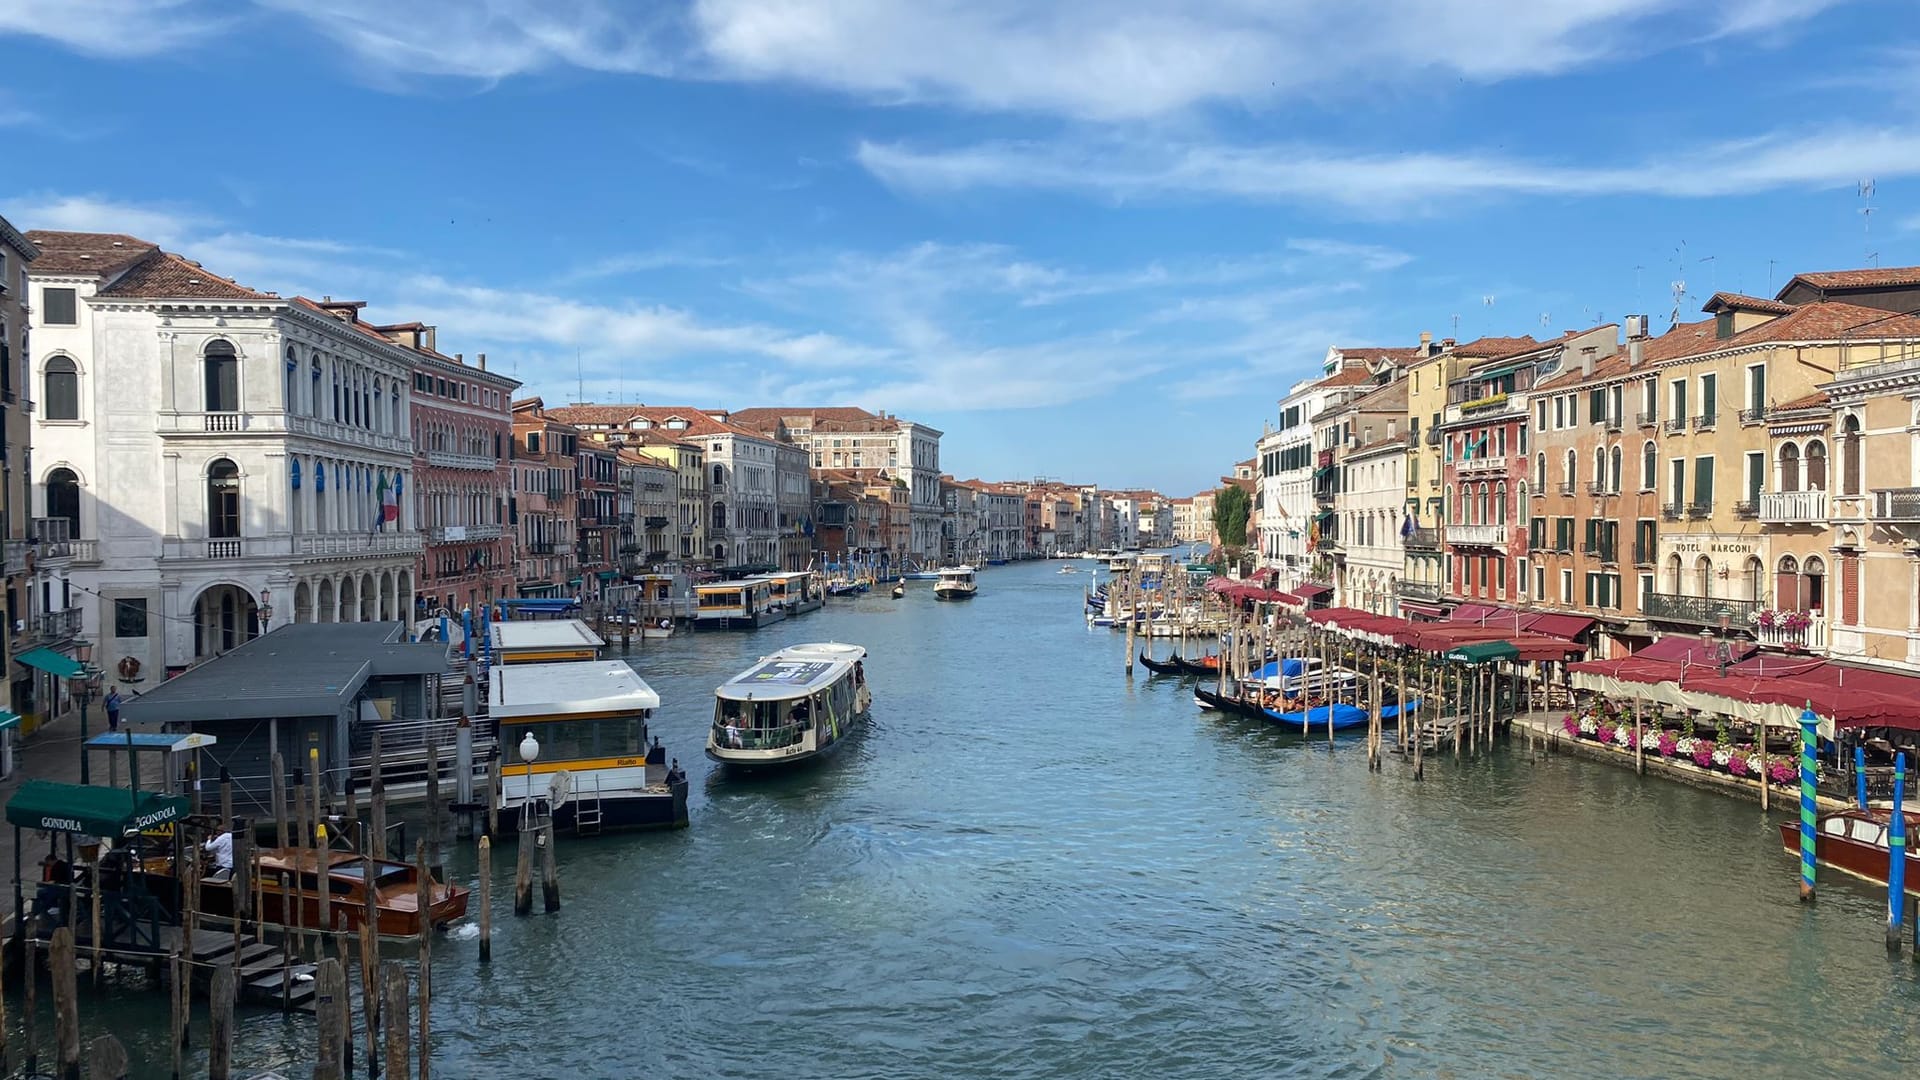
[4,193,212,246]
[560,250,737,284]
[0,0,1852,119]
[857,125,1920,214]
[1285,238,1413,272]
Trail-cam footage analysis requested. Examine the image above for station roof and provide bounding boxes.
[121,622,450,726]
[490,660,660,719]
[488,620,605,652]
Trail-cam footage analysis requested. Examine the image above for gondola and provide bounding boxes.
[1194,685,1266,719]
[1174,654,1221,677]
[1137,652,1187,676]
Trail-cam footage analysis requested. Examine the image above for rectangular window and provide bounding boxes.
[1747,363,1766,416]
[1537,400,1548,430]
[1670,458,1685,506]
[1694,456,1714,508]
[1560,568,1573,604]
[1518,558,1530,597]
[41,288,77,326]
[1642,379,1656,422]
[1609,385,1623,425]
[1639,573,1654,610]
[1530,518,1545,550]
[1554,397,1565,429]
[1746,451,1765,503]
[1670,379,1687,421]
[1589,388,1605,424]
[1699,373,1717,420]
[113,598,148,638]
[1535,564,1545,599]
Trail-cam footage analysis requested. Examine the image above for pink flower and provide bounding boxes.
[1691,740,1715,768]
[1658,731,1678,757]
[1729,755,1748,777]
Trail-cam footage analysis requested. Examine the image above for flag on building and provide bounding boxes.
[379,472,399,524]
[1400,514,1413,538]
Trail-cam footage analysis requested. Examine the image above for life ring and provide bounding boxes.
[116,656,141,681]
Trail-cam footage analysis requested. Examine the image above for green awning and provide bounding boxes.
[597,571,619,581]
[1445,641,1520,665]
[14,647,82,678]
[5,780,190,836]
[0,711,20,732]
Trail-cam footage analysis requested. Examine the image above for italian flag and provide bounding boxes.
[378,472,398,524]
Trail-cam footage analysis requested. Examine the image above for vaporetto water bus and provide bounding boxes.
[763,570,824,616]
[492,658,689,832]
[706,643,872,769]
[933,565,978,601]
[488,619,603,664]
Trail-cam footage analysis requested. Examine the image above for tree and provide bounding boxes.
[1213,485,1251,548]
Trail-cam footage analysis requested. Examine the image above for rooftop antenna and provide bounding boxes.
[1768,259,1778,293]
[1860,179,1879,267]
[1698,254,1716,294]
[1668,279,1688,329]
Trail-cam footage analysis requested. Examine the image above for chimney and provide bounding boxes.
[1581,348,1594,377]
[1626,314,1647,368]
[1419,330,1432,352]
[424,326,437,352]
[477,352,487,371]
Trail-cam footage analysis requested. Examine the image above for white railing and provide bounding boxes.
[1444,523,1508,546]
[299,532,424,557]
[1456,455,1509,476]
[426,449,498,471]
[1755,614,1828,652]
[287,415,409,454]
[429,523,503,543]
[161,537,269,560]
[157,411,285,436]
[1759,490,1827,525]
[67,539,98,564]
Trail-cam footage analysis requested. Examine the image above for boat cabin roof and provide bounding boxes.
[491,660,662,719]
[489,619,604,652]
[716,643,866,702]
[696,579,767,594]
[759,571,814,582]
[938,565,976,576]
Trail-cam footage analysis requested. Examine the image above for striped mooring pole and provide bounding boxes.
[1889,753,1908,953]
[1800,705,1818,903]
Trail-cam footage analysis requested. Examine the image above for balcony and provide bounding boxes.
[644,516,672,529]
[1557,481,1575,497]
[1733,500,1757,520]
[1424,429,1441,447]
[1739,407,1765,425]
[1644,593,1762,628]
[1755,613,1829,653]
[1397,580,1444,602]
[1457,455,1508,476]
[158,410,283,436]
[1404,526,1440,550]
[1460,391,1511,414]
[67,540,97,565]
[1662,503,1683,522]
[295,533,422,558]
[1604,414,1623,433]
[527,541,557,555]
[1687,501,1714,520]
[1873,487,1920,523]
[1693,413,1716,431]
[1761,490,1827,524]
[29,607,81,642]
[428,523,503,543]
[1664,417,1687,434]
[1637,410,1658,429]
[1445,523,1507,547]
[32,517,71,558]
[1586,481,1610,496]
[426,449,497,471]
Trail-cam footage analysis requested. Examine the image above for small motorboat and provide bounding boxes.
[933,566,978,601]
[187,847,470,939]
[891,580,905,598]
[827,581,864,598]
[1058,565,1078,574]
[1780,808,1920,895]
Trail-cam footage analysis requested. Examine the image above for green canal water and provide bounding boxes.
[27,559,1920,1077]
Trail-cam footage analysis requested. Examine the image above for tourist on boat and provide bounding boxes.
[203,828,234,880]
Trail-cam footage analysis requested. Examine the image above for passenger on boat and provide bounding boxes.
[723,721,742,748]
[203,829,234,881]
[854,661,865,687]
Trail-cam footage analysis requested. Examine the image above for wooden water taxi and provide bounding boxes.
[191,848,469,938]
[933,565,978,601]
[707,643,872,768]
[1779,808,1920,895]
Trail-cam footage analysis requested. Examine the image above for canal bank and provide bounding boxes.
[13,559,1920,1078]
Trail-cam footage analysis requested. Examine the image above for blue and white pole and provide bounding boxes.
[1801,704,1819,903]
[1858,744,1870,810]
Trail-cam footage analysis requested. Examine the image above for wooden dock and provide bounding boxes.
[37,922,319,1011]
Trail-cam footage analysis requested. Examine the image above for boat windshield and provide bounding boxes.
[714,695,817,751]
[499,716,647,763]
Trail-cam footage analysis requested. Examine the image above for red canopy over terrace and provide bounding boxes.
[1681,672,1920,730]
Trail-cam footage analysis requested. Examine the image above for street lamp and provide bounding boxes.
[257,588,274,631]
[71,637,101,785]
[519,731,540,823]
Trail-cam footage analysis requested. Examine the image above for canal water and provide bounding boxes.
[34,559,1920,1077]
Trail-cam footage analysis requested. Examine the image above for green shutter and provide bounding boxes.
[1695,457,1713,506]
[1584,573,1595,606]
[1589,388,1605,424]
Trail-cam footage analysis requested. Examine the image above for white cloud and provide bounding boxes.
[1285,238,1412,272]
[0,0,1849,118]
[0,0,230,58]
[857,125,1920,213]
[3,193,212,246]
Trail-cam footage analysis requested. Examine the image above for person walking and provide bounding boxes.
[104,687,122,733]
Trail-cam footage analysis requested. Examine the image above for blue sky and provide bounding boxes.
[0,1,1915,494]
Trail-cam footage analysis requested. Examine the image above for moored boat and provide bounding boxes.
[1137,652,1186,676]
[1173,654,1221,677]
[933,565,978,601]
[765,570,824,615]
[191,848,469,938]
[707,643,872,768]
[1779,808,1920,895]
[694,577,786,630]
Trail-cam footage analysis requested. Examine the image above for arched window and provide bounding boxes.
[1609,446,1623,493]
[1641,441,1657,491]
[1563,449,1576,488]
[1780,443,1801,492]
[310,359,323,418]
[284,347,297,411]
[1804,555,1827,612]
[204,340,239,413]
[208,459,240,538]
[43,357,78,421]
[45,468,79,538]
[1594,446,1606,490]
[1694,555,1714,598]
[1444,484,1454,524]
[1841,416,1861,495]
[1495,482,1507,525]
[1776,555,1800,611]
[1743,555,1764,602]
[1534,452,1546,489]
[1518,482,1530,524]
[1665,553,1682,596]
[1806,440,1827,491]
[1476,483,1488,525]
[712,501,727,532]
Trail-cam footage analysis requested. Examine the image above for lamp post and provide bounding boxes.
[519,732,540,824]
[257,588,274,634]
[71,637,101,785]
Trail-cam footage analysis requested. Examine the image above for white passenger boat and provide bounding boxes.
[764,570,824,615]
[693,577,785,630]
[933,565,978,601]
[706,643,872,768]
[492,655,688,833]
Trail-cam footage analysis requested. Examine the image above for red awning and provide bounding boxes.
[1635,636,1758,664]
[1449,602,1497,623]
[1520,613,1594,640]
[1682,672,1920,729]
[1398,602,1446,619]
[1293,583,1331,600]
[1306,606,1370,625]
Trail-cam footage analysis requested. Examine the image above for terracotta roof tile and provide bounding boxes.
[543,404,776,442]
[25,230,155,276]
[1781,266,1920,292]
[1318,365,1384,387]
[94,251,271,299]
[1335,345,1424,366]
[1452,335,1539,358]
[1703,291,1794,315]
[1773,390,1829,411]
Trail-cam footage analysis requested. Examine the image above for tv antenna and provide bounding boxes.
[1668,279,1689,329]
[1860,179,1879,266]
[1698,254,1716,294]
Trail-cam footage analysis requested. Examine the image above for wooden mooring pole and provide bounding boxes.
[370,732,388,860]
[416,841,432,1080]
[51,927,78,1080]
[478,835,493,964]
[208,962,235,1080]
[315,958,349,1080]
[381,962,410,1080]
[514,816,534,917]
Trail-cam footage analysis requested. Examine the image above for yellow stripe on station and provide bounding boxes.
[498,648,599,664]
[516,756,649,774]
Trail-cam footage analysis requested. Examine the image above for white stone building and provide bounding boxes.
[27,231,421,677]
[1340,433,1409,614]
